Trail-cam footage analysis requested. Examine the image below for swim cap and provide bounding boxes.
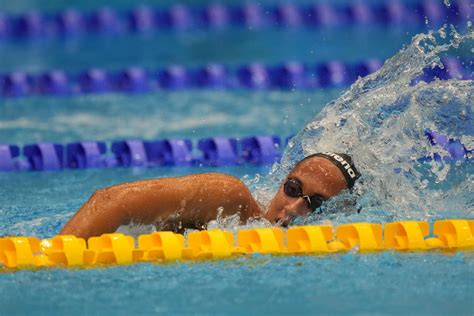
[301,152,361,189]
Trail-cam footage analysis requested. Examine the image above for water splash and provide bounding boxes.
[255,26,473,223]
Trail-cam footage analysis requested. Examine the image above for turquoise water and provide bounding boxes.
[0,0,423,15]
[0,28,418,72]
[1,0,473,315]
[0,91,338,144]
[1,254,473,315]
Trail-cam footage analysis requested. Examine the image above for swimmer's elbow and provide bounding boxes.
[89,187,115,202]
[86,188,102,203]
[62,186,127,236]
[88,186,126,212]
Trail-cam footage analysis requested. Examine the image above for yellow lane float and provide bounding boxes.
[0,219,472,270]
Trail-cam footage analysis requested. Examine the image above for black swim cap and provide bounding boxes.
[300,152,361,189]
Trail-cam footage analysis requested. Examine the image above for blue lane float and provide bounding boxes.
[1,57,472,98]
[111,139,194,168]
[0,136,280,172]
[0,133,470,172]
[24,143,64,171]
[111,140,149,167]
[66,141,108,169]
[0,0,471,41]
[0,144,20,171]
[241,136,281,165]
[198,137,239,166]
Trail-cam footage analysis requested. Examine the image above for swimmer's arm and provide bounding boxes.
[60,173,262,239]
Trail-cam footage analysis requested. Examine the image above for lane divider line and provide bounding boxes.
[1,219,472,270]
[0,1,471,41]
[2,130,471,173]
[1,57,471,98]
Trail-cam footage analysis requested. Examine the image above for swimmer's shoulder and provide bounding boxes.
[178,172,248,189]
[187,172,243,182]
[104,172,247,192]
[176,173,254,199]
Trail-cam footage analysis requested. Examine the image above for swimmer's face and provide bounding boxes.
[265,157,348,226]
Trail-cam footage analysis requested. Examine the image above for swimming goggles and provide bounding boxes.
[283,178,325,212]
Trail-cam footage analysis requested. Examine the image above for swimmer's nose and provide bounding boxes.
[274,198,308,226]
[284,197,309,217]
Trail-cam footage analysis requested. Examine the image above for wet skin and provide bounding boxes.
[61,156,349,239]
[265,157,348,225]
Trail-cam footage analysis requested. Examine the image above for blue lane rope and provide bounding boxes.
[1,57,471,98]
[0,0,471,41]
[0,133,471,172]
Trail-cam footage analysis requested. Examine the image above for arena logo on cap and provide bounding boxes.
[323,152,357,178]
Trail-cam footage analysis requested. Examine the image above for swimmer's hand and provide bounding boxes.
[60,173,262,239]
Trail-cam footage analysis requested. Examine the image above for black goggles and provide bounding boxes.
[283,178,325,212]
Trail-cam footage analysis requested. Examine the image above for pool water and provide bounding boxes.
[1,254,473,315]
[1,0,473,314]
[0,28,418,72]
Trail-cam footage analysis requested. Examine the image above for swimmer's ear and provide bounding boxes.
[336,153,361,184]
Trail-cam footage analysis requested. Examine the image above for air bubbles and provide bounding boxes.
[336,117,347,127]
[420,179,429,189]
[216,206,224,217]
[439,25,447,39]
[254,173,261,183]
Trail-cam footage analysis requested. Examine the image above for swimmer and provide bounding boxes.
[61,152,360,239]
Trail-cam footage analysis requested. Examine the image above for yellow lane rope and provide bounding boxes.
[1,219,472,270]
